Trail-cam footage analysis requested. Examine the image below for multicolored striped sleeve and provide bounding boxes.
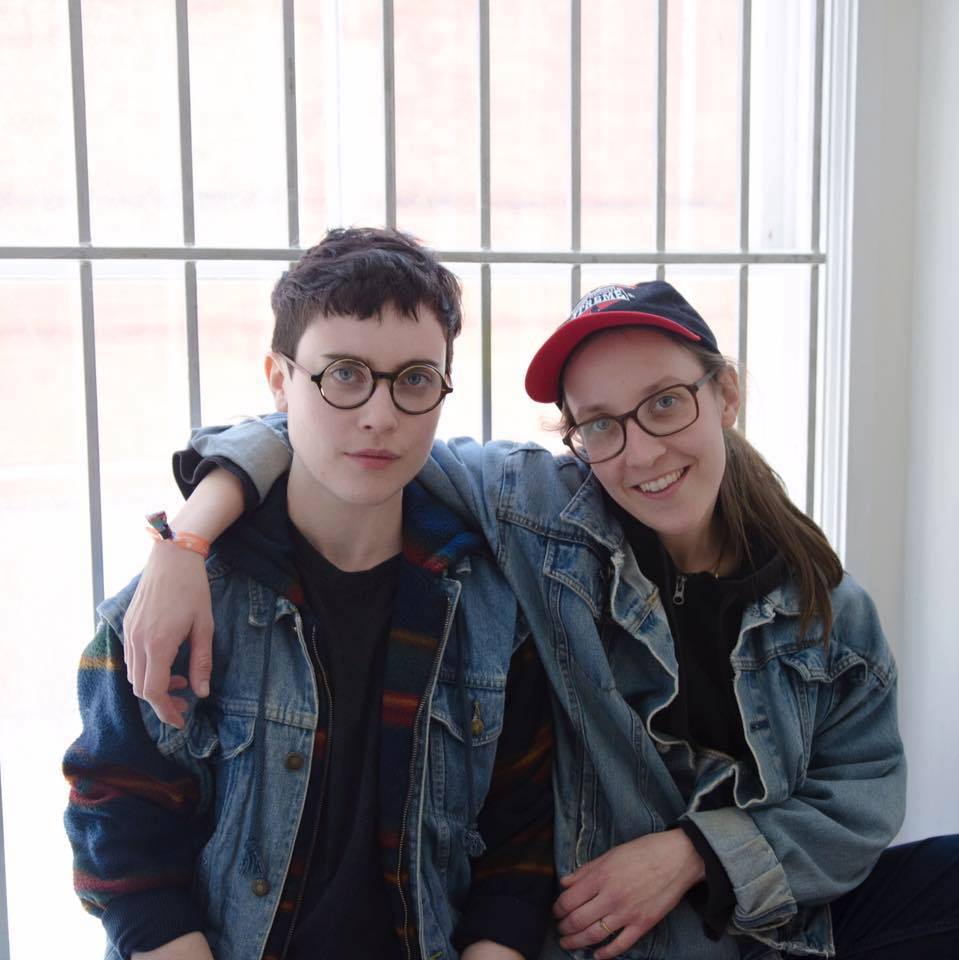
[63,620,211,957]
[454,639,555,960]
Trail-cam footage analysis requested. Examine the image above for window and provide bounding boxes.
[0,1,835,955]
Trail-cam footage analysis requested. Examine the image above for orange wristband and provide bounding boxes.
[147,526,211,559]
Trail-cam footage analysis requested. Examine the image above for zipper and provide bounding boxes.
[672,573,687,606]
[395,594,456,960]
[280,623,334,960]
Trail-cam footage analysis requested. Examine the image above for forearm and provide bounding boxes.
[168,466,245,542]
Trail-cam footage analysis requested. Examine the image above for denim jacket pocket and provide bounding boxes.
[427,677,507,887]
[430,675,506,747]
[189,708,259,915]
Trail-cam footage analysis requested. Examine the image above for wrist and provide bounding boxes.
[147,512,211,560]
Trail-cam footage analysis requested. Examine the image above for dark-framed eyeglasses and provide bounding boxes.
[277,353,453,415]
[563,367,720,465]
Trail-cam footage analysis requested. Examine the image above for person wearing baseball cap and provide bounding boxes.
[525,280,720,405]
[117,273,959,960]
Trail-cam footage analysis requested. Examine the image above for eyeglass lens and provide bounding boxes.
[571,385,699,463]
[320,359,445,413]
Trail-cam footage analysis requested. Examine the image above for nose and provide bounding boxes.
[357,378,399,432]
[621,417,667,468]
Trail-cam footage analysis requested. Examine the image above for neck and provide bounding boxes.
[286,460,403,572]
[659,512,731,576]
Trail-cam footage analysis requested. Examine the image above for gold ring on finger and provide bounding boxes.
[597,917,614,936]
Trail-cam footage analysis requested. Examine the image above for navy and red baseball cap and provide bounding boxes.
[524,280,721,403]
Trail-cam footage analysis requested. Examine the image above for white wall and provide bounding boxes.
[899,0,959,840]
[845,0,959,841]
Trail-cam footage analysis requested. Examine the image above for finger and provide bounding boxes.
[552,873,600,918]
[594,923,643,960]
[168,674,190,692]
[123,628,135,686]
[166,695,189,717]
[143,654,183,728]
[130,630,147,700]
[558,915,617,952]
[144,691,187,729]
[188,615,214,698]
[556,894,609,937]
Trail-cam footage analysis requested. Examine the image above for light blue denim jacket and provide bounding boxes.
[193,417,906,960]
[67,478,544,960]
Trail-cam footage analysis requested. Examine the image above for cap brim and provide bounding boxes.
[524,311,702,403]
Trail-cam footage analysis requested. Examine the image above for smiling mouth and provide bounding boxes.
[636,467,686,494]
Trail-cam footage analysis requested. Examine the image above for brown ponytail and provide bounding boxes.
[718,425,842,643]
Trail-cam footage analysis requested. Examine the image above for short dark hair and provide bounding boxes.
[271,227,462,371]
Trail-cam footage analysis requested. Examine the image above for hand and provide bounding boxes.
[461,941,523,960]
[132,931,214,960]
[553,829,706,959]
[123,539,213,728]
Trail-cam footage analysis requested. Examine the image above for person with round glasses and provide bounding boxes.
[120,278,959,959]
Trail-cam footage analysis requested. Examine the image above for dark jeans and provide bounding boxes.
[830,835,959,959]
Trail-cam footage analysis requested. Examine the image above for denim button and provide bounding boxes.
[285,752,305,771]
[656,741,670,754]
[252,878,270,897]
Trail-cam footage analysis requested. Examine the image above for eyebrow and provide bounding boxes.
[572,375,690,420]
[319,353,444,370]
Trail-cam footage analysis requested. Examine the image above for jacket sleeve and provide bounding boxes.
[63,619,212,958]
[681,586,906,940]
[453,639,555,960]
[175,414,293,504]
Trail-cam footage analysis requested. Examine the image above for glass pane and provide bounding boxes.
[189,1,287,245]
[749,0,816,250]
[394,0,479,249]
[437,263,483,441]
[490,265,570,449]
[745,265,810,507]
[489,0,569,250]
[90,261,192,595]
[296,0,386,243]
[0,7,76,243]
[0,263,103,959]
[580,265,658,302]
[196,261,279,425]
[663,265,740,362]
[665,0,741,250]
[581,0,658,251]
[83,0,182,244]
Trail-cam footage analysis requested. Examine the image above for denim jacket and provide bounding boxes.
[179,417,906,960]
[64,478,552,960]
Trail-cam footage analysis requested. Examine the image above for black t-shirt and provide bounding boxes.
[285,522,403,960]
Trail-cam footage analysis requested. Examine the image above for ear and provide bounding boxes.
[265,353,289,413]
[716,364,740,429]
